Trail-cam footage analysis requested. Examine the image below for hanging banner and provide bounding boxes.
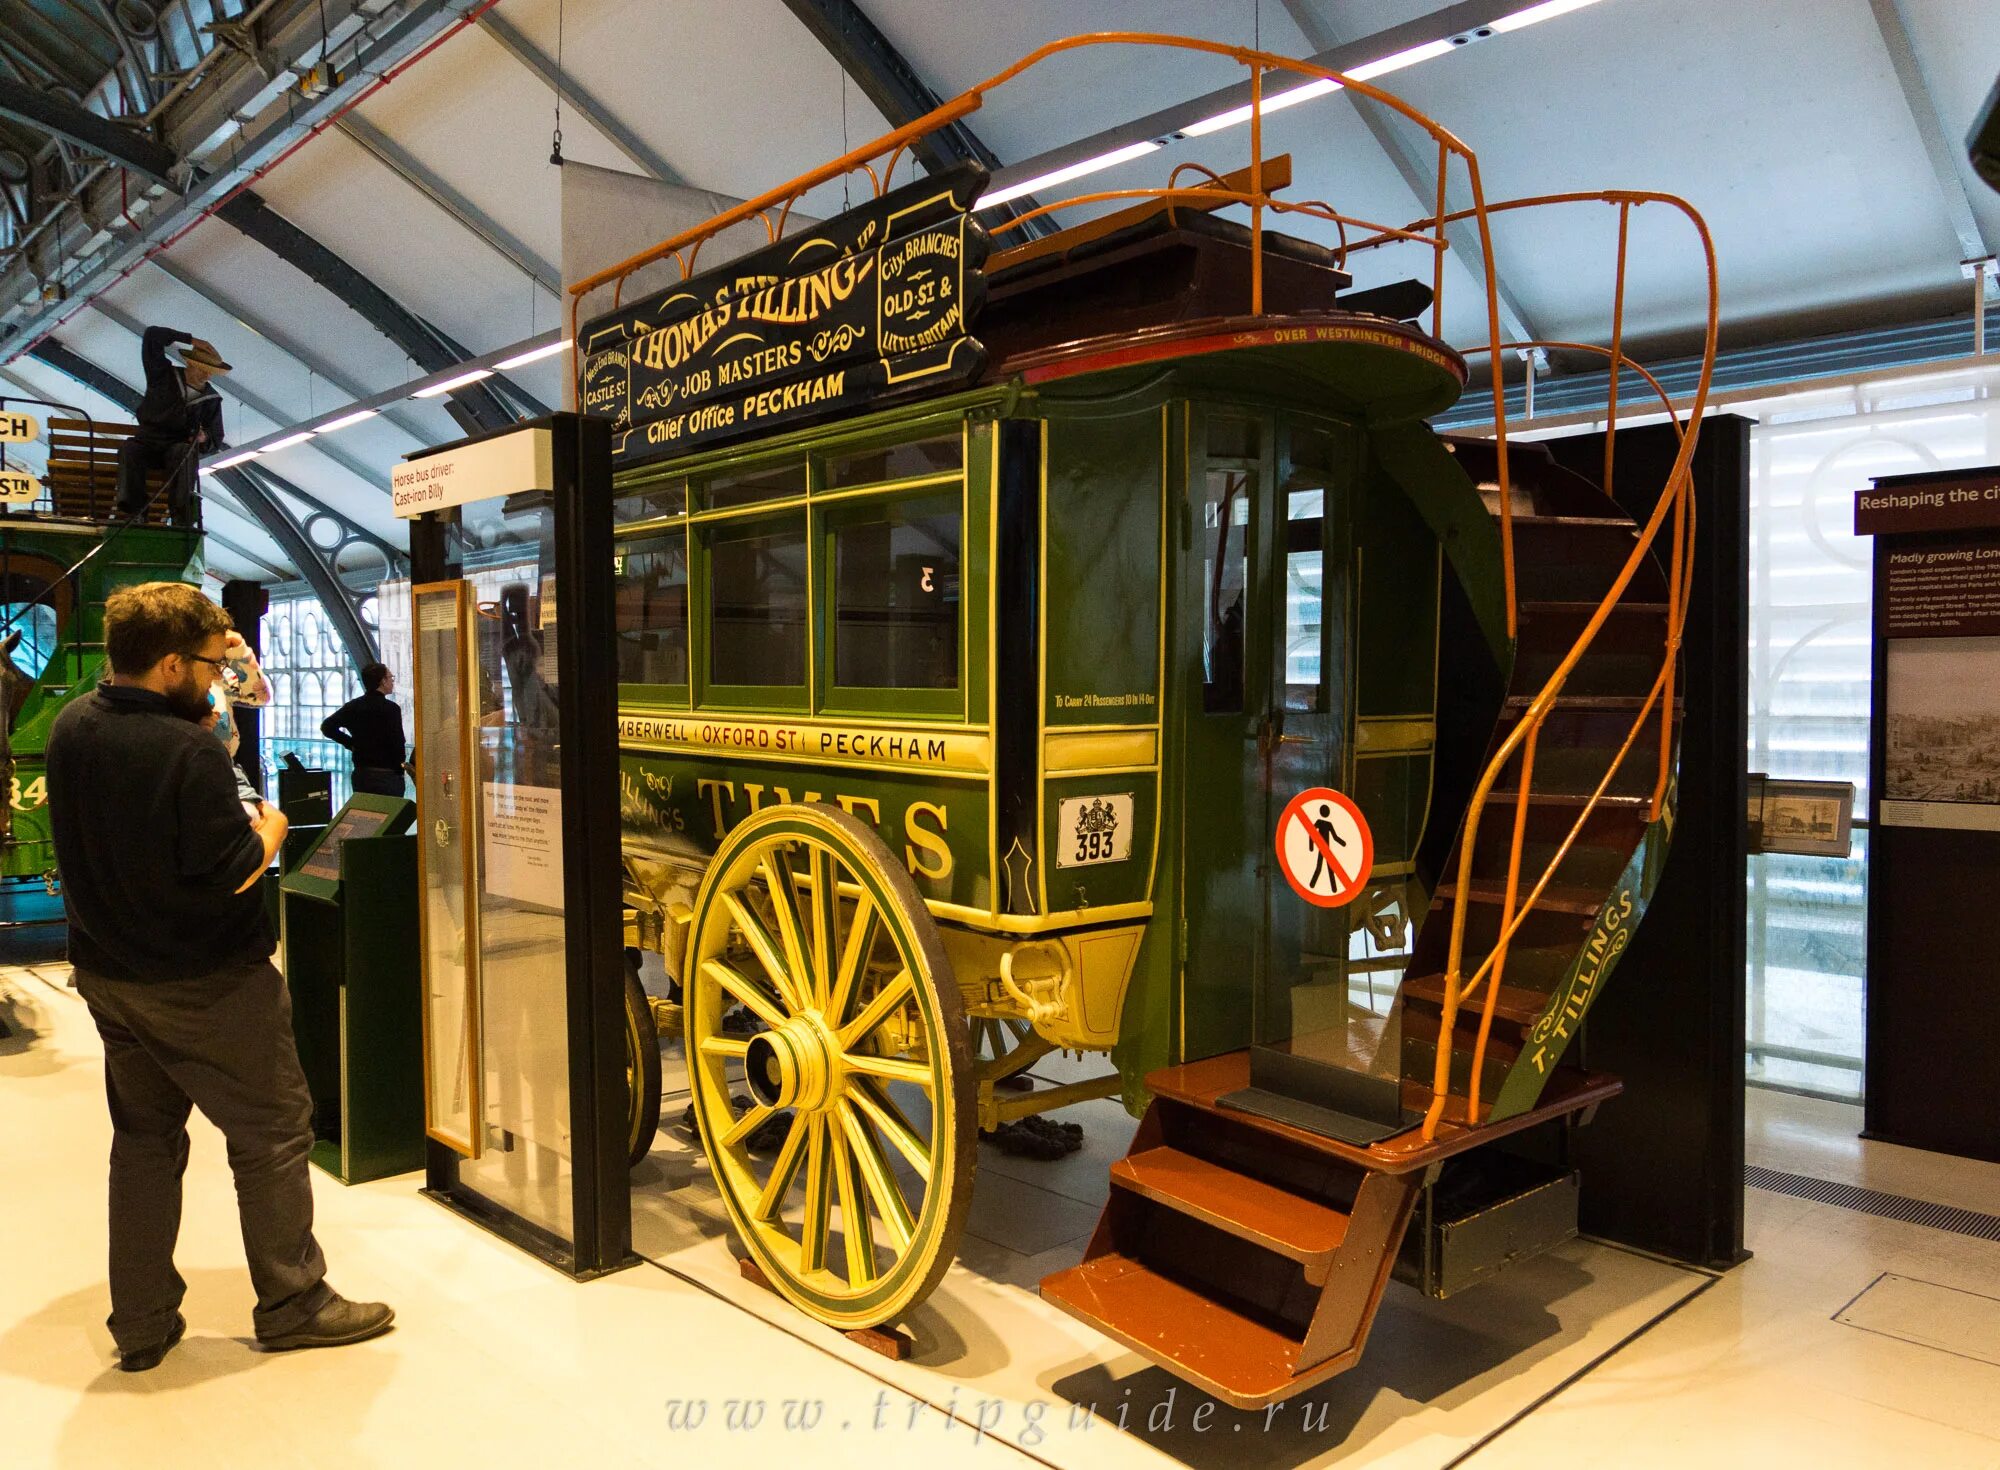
[579,161,990,466]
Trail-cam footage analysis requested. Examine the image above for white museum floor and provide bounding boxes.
[6,947,2000,1470]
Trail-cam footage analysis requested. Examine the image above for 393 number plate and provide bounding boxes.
[1056,793,1133,868]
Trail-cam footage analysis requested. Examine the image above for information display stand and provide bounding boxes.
[279,794,420,1183]
[402,414,632,1279]
[1858,465,2000,1162]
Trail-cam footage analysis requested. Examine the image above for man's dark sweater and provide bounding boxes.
[47,683,273,982]
[320,689,406,770]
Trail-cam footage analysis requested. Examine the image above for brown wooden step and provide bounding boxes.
[1436,878,1605,916]
[1520,599,1669,617]
[1040,1252,1305,1409]
[1111,1146,1349,1266]
[1502,692,1670,713]
[1484,789,1649,812]
[1400,972,1552,1027]
[1502,514,1640,531]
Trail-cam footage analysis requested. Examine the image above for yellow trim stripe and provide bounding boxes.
[618,710,992,778]
[1044,728,1158,773]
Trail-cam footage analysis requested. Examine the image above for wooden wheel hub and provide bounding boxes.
[744,1015,834,1112]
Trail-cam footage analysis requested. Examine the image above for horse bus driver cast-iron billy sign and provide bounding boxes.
[579,162,991,464]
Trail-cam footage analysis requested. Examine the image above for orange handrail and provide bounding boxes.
[559,33,1720,1143]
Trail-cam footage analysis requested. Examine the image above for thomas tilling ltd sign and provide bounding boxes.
[579,162,990,465]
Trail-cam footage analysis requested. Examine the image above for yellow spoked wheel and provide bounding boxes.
[686,803,973,1330]
[623,951,662,1168]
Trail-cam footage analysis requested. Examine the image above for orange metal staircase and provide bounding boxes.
[1040,1053,1621,1409]
[1044,440,1678,1408]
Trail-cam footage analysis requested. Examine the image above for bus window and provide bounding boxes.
[824,432,961,490]
[1202,470,1251,713]
[831,491,960,691]
[614,531,688,686]
[614,477,687,525]
[1284,426,1338,713]
[704,461,805,511]
[708,514,808,689]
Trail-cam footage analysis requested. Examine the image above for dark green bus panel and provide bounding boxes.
[611,352,1475,1098]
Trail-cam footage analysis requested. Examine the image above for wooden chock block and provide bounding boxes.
[735,1257,914,1360]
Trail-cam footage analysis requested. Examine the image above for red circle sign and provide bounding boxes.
[1275,788,1375,908]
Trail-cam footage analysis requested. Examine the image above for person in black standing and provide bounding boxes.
[321,662,409,797]
[115,326,229,527]
[46,581,394,1371]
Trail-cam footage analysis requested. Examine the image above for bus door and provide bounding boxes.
[1181,410,1404,1140]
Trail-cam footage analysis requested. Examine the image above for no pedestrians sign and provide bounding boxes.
[1275,787,1374,908]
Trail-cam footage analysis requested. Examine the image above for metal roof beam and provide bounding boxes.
[1866,0,1993,265]
[334,113,562,293]
[776,0,1053,238]
[26,335,379,664]
[477,10,683,183]
[0,0,481,350]
[213,189,538,433]
[0,77,178,187]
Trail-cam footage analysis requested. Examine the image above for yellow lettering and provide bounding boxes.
[698,779,735,834]
[903,801,952,882]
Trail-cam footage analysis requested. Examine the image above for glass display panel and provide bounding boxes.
[463,547,575,1243]
[708,514,807,688]
[414,582,481,1158]
[614,531,688,686]
[614,476,687,525]
[831,491,961,690]
[824,432,961,489]
[704,461,805,510]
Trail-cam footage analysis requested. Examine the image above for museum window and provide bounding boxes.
[1283,425,1339,714]
[615,474,688,525]
[614,529,689,689]
[705,512,808,694]
[826,488,961,704]
[261,592,365,805]
[1742,358,2000,1100]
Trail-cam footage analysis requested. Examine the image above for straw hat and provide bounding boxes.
[176,341,232,374]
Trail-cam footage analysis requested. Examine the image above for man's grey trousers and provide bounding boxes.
[75,959,332,1354]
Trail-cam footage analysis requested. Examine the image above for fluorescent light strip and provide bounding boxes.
[979,140,1164,210]
[413,367,494,398]
[1492,0,1603,32]
[317,408,379,433]
[1345,36,1458,80]
[1184,78,1340,138]
[262,430,315,452]
[1000,0,1607,186]
[207,449,260,469]
[495,338,571,370]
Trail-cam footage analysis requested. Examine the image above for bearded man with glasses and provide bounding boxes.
[44,581,393,1371]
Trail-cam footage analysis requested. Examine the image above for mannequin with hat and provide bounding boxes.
[116,327,231,527]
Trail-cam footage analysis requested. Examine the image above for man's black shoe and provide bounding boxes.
[118,1312,185,1372]
[257,1295,394,1352]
